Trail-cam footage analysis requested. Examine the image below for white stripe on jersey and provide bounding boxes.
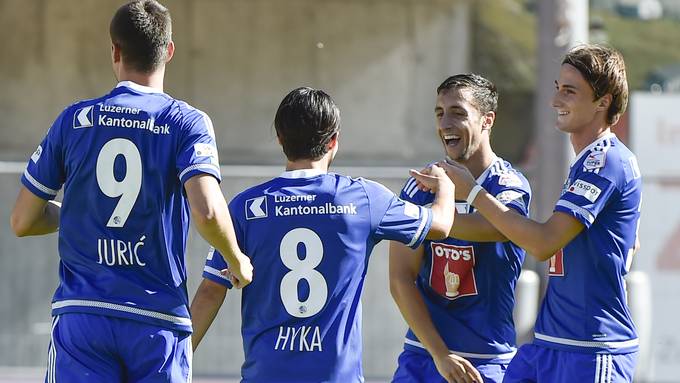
[48,316,59,383]
[535,332,639,349]
[23,169,59,196]
[403,178,418,198]
[404,338,517,361]
[52,300,192,327]
[178,163,220,181]
[594,354,602,383]
[556,200,596,224]
[204,265,231,282]
[407,207,429,248]
[606,354,613,383]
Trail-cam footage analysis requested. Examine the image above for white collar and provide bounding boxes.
[279,169,327,179]
[570,132,616,167]
[115,81,165,94]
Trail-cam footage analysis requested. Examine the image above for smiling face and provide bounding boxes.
[552,63,610,136]
[435,88,492,163]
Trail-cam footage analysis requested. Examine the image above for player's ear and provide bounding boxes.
[481,111,495,132]
[111,42,121,64]
[165,41,175,63]
[596,94,612,112]
[327,131,339,150]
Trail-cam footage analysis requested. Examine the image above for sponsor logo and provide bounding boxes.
[549,249,565,276]
[429,243,477,300]
[567,179,602,203]
[498,173,523,187]
[73,106,94,129]
[194,143,218,165]
[403,201,420,219]
[246,196,268,219]
[496,190,524,205]
[30,145,43,163]
[583,151,606,170]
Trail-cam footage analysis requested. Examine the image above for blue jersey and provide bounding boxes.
[203,169,433,383]
[535,133,642,354]
[399,158,530,364]
[21,81,221,333]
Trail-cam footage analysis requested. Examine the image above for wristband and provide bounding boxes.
[466,184,483,205]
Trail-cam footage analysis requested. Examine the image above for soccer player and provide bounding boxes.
[189,87,456,382]
[439,45,641,382]
[9,1,252,381]
[389,74,531,383]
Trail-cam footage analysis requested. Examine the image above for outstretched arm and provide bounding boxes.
[190,278,228,350]
[10,186,61,237]
[389,242,482,383]
[438,161,584,260]
[185,174,253,288]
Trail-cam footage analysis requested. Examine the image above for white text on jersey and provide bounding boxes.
[97,235,147,266]
[274,325,322,352]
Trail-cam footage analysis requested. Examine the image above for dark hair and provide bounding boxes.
[110,0,172,73]
[274,87,341,161]
[562,44,628,125]
[436,74,498,114]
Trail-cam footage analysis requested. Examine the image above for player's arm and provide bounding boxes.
[389,242,482,383]
[449,212,509,242]
[190,278,228,350]
[185,174,253,288]
[10,186,61,237]
[409,165,456,240]
[438,161,583,260]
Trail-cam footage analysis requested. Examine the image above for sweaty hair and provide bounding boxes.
[110,0,172,73]
[274,87,341,161]
[436,73,498,114]
[562,44,628,125]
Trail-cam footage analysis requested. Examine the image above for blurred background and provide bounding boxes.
[1,0,679,381]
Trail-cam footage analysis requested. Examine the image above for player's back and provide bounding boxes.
[22,81,220,332]
[224,169,431,382]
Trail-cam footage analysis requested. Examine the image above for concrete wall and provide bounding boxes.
[0,0,471,166]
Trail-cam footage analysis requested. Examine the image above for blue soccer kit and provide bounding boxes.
[392,158,531,383]
[23,81,220,382]
[504,133,642,383]
[203,169,434,382]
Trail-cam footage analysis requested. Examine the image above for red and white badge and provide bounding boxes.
[548,248,565,276]
[429,243,478,300]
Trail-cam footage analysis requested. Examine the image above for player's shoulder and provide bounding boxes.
[580,135,640,184]
[486,158,530,191]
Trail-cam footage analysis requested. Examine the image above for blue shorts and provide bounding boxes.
[45,313,192,383]
[392,349,508,383]
[503,344,637,383]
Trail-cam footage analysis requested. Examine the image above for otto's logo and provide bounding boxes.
[429,243,477,300]
[568,180,601,203]
[549,248,565,277]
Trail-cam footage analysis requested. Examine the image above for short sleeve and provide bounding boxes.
[365,180,432,249]
[177,110,221,184]
[21,111,67,200]
[554,172,616,228]
[202,247,233,289]
[488,171,531,217]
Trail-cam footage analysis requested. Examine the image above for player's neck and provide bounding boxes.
[570,125,611,155]
[116,67,165,92]
[285,159,329,172]
[462,146,497,179]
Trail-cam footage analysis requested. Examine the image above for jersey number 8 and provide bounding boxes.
[280,228,328,318]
